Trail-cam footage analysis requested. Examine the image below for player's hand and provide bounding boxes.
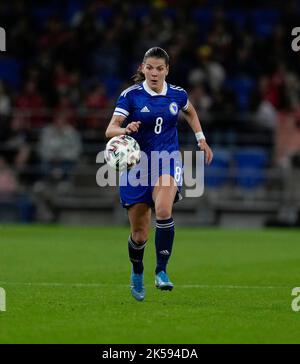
[198,139,213,165]
[125,121,141,135]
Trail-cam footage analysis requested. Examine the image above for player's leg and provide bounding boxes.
[128,202,151,273]
[152,175,178,290]
[127,202,151,301]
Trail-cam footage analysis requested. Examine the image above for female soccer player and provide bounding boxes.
[105,47,213,301]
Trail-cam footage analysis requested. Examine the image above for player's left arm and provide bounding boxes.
[181,101,213,165]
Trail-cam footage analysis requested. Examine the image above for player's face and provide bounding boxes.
[142,57,169,93]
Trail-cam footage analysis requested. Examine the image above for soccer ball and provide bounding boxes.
[104,135,141,171]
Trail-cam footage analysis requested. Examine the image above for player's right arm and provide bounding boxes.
[105,88,141,139]
[105,115,141,139]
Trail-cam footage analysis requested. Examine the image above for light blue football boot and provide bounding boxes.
[130,271,145,301]
[155,271,174,291]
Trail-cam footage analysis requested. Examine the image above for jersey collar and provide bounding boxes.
[143,80,168,96]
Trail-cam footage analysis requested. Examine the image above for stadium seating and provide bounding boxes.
[204,148,231,188]
[250,9,280,38]
[233,148,268,189]
[0,58,22,89]
[225,77,255,111]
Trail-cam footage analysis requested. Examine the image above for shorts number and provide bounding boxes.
[154,117,163,134]
[175,166,181,182]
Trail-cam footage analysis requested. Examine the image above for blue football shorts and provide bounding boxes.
[119,151,183,209]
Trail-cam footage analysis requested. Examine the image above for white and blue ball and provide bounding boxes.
[104,135,141,171]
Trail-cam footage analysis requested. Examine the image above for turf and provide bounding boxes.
[0,225,300,343]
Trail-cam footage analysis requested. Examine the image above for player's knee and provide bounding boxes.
[155,206,172,220]
[132,230,148,245]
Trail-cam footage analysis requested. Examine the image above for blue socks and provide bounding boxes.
[155,217,175,274]
[128,217,175,275]
[128,235,147,274]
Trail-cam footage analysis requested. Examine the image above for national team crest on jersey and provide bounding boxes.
[169,102,178,115]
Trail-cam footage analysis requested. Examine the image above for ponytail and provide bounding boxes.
[132,65,145,84]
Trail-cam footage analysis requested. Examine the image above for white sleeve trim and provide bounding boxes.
[115,107,129,116]
[182,99,189,111]
[113,112,128,118]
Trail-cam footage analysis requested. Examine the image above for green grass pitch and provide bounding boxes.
[0,225,300,343]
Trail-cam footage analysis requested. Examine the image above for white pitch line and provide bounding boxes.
[0,282,291,290]
[179,284,290,290]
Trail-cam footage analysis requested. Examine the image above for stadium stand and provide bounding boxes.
[1,0,300,227]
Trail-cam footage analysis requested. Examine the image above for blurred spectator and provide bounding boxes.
[38,16,69,53]
[206,21,233,63]
[275,106,300,225]
[210,87,237,117]
[0,81,11,142]
[0,156,35,222]
[250,66,288,130]
[284,70,300,110]
[188,45,225,92]
[188,84,212,114]
[38,114,82,182]
[84,84,109,129]
[15,81,46,128]
[4,112,30,165]
[53,62,73,97]
[0,157,18,195]
[0,81,11,117]
[68,71,82,106]
[255,100,278,130]
[54,96,76,126]
[275,106,300,167]
[257,66,286,110]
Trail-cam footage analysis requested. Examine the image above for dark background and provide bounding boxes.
[0,0,300,227]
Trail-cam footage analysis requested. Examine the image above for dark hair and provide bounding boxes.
[133,47,169,83]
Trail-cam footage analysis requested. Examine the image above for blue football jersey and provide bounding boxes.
[113,80,189,156]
